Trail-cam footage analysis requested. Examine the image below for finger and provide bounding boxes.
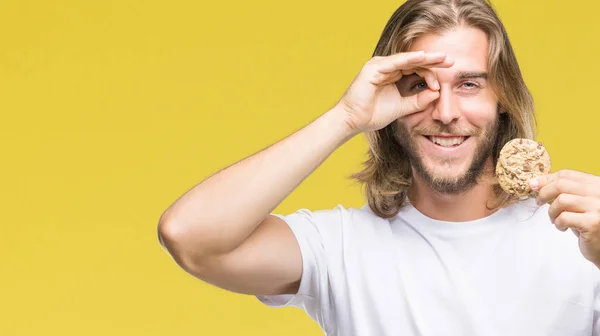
[414,58,455,69]
[378,62,447,89]
[379,71,403,86]
[378,51,453,73]
[414,68,440,91]
[396,67,439,92]
[536,177,580,205]
[399,89,440,115]
[547,193,592,224]
[374,51,424,73]
[381,67,439,89]
[532,169,599,191]
[536,176,600,205]
[380,58,454,75]
[554,211,593,232]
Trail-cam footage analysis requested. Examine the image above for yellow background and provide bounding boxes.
[1,0,598,334]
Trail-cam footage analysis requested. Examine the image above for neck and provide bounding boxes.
[407,161,497,222]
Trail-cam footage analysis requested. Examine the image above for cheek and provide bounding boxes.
[396,111,427,131]
[458,97,498,126]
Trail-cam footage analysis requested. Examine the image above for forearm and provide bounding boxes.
[158,106,356,258]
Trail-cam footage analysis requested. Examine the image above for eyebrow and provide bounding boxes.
[456,71,488,80]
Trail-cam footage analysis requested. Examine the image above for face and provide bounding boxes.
[395,27,500,195]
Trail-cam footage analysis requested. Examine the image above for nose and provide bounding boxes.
[430,87,460,124]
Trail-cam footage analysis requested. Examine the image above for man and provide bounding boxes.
[158,0,600,334]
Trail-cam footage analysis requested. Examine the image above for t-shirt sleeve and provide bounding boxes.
[256,205,345,327]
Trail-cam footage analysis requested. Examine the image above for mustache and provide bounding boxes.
[412,123,480,136]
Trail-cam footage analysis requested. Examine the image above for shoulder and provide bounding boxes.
[273,204,393,243]
[275,203,389,227]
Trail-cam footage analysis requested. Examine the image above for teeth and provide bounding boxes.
[429,136,465,147]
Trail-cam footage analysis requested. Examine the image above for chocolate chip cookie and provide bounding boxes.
[496,138,551,197]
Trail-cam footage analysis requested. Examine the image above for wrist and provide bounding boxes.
[325,105,362,141]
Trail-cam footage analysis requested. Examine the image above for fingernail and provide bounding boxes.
[529,179,539,190]
[434,80,440,90]
[536,198,543,206]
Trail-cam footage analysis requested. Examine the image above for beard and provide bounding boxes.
[394,115,500,195]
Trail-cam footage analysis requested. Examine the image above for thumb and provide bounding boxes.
[400,89,440,116]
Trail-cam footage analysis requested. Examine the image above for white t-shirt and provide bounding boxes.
[257,198,600,336]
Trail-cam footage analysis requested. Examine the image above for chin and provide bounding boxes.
[415,157,482,195]
[422,157,472,178]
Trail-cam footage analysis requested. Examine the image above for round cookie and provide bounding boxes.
[495,138,551,197]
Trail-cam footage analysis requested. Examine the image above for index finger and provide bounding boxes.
[378,51,454,74]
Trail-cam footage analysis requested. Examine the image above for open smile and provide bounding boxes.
[422,135,472,152]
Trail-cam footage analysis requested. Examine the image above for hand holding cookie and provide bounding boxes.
[531,170,600,268]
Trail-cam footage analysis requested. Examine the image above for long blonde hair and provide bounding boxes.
[351,0,537,218]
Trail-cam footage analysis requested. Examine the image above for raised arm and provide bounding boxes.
[157,50,451,295]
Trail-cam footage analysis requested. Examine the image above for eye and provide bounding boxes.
[411,81,428,92]
[461,81,479,89]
